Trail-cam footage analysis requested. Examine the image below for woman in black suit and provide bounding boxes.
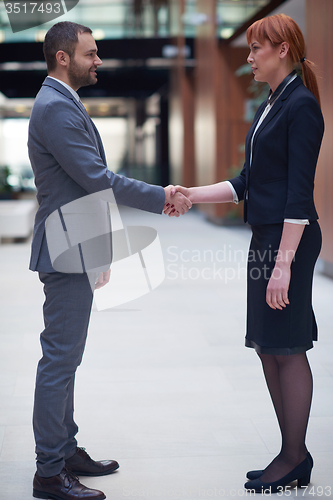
[166,14,324,493]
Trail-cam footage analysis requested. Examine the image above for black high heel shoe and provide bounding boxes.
[244,456,312,493]
[246,451,313,480]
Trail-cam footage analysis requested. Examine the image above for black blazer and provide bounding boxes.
[229,76,324,225]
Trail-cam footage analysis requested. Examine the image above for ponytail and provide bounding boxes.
[301,58,321,108]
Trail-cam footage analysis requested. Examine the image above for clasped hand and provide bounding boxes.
[163,185,191,217]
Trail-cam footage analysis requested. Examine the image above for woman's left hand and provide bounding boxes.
[266,264,291,310]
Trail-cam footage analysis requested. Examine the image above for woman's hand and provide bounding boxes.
[266,263,291,310]
[163,181,234,216]
[163,185,192,217]
[171,185,191,199]
[266,222,305,310]
[164,185,192,217]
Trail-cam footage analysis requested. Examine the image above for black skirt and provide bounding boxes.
[246,221,322,355]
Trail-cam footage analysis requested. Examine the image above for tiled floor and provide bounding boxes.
[0,207,332,499]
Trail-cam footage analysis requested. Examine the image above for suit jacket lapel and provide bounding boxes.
[245,101,266,165]
[243,76,303,192]
[251,101,283,150]
[89,119,107,164]
[251,76,302,150]
[71,99,107,165]
[42,78,107,164]
[72,98,101,153]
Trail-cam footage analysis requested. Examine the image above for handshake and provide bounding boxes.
[163,185,192,217]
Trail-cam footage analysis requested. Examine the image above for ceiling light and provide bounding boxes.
[14,106,26,114]
[35,30,47,43]
[220,27,235,39]
[93,29,105,41]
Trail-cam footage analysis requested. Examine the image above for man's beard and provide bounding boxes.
[68,58,97,90]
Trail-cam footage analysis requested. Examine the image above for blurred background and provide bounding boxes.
[0,0,332,277]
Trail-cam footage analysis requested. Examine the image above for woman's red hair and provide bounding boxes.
[246,14,321,107]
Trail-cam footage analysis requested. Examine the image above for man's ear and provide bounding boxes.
[279,42,290,60]
[55,50,70,67]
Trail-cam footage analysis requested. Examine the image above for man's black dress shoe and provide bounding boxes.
[65,447,119,477]
[33,468,106,500]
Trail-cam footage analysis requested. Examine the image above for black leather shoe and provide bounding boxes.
[33,468,106,500]
[244,456,312,493]
[246,451,313,480]
[65,447,119,477]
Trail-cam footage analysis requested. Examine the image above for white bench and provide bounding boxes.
[0,199,36,242]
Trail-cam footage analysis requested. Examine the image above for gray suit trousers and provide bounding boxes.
[33,272,93,477]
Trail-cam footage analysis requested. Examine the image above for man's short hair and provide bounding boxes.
[43,21,92,72]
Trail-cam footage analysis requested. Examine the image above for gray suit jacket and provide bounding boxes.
[28,77,165,273]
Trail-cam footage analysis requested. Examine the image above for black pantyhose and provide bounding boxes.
[257,352,313,483]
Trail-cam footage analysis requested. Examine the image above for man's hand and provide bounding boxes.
[95,269,111,289]
[163,185,192,217]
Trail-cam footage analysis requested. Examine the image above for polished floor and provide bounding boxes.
[0,207,332,499]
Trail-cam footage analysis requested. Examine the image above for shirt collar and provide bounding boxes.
[48,76,80,102]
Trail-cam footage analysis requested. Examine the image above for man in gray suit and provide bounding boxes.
[28,21,190,500]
